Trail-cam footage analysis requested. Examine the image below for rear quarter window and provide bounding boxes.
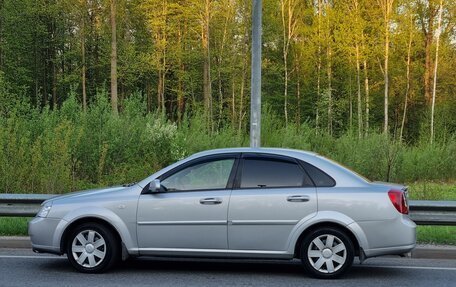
[300,161,336,187]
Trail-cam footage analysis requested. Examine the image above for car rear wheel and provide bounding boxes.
[300,227,354,279]
[66,222,119,273]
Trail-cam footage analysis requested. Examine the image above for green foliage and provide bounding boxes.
[0,217,30,236]
[417,226,456,245]
[408,182,456,201]
[0,94,455,194]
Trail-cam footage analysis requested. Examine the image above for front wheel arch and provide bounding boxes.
[60,217,122,254]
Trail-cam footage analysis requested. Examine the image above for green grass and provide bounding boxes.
[1,217,456,245]
[417,226,456,245]
[407,182,456,201]
[0,217,30,236]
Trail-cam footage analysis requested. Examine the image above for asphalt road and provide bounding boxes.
[1,248,456,287]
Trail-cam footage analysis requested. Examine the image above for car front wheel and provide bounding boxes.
[300,227,354,279]
[66,222,119,273]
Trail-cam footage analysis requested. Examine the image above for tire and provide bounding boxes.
[300,227,354,279]
[66,222,119,273]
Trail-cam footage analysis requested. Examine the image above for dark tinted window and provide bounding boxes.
[300,161,336,187]
[240,158,313,188]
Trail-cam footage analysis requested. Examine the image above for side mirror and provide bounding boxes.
[149,179,161,193]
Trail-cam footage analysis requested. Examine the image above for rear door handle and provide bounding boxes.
[199,198,222,205]
[287,195,310,202]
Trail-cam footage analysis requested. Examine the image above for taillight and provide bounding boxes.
[388,189,409,214]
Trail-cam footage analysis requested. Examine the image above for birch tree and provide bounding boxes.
[400,8,414,141]
[110,0,118,115]
[430,0,443,144]
[280,0,299,126]
[377,0,394,134]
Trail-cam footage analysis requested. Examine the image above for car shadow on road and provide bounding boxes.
[33,255,401,282]
[38,256,402,280]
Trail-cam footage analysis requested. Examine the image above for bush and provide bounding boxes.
[0,92,455,194]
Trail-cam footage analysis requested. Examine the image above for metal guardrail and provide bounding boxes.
[0,194,55,217]
[409,200,456,225]
[0,194,455,225]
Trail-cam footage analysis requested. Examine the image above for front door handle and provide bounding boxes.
[199,198,222,205]
[287,195,310,202]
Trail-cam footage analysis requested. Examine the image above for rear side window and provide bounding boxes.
[300,161,336,187]
[240,158,313,188]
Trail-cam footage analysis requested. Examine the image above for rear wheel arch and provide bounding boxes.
[294,222,360,258]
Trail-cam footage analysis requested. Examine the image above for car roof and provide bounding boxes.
[190,147,318,158]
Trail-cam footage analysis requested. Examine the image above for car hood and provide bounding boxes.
[46,186,127,204]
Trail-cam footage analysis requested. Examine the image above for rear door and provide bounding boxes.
[228,153,317,251]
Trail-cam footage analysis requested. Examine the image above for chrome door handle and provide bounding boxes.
[199,198,222,205]
[287,195,310,202]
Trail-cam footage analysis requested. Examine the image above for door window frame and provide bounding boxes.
[233,153,315,190]
[145,153,241,193]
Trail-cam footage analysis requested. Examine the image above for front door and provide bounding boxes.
[137,155,238,252]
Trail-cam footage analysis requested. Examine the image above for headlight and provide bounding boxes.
[37,202,52,218]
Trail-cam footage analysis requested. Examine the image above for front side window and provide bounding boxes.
[240,158,312,188]
[161,158,235,191]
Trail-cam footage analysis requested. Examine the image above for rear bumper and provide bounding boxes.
[364,243,415,258]
[355,215,416,258]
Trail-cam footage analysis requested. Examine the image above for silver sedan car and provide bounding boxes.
[28,148,416,278]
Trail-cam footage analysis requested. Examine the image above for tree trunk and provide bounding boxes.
[383,9,390,134]
[400,13,413,141]
[281,0,288,125]
[316,0,322,133]
[238,51,248,135]
[157,69,163,111]
[326,2,332,135]
[177,22,185,122]
[327,45,332,136]
[297,81,301,126]
[364,58,370,136]
[217,11,229,128]
[231,78,236,128]
[202,0,212,131]
[349,68,353,131]
[430,0,443,144]
[146,80,152,113]
[378,0,394,135]
[81,3,87,112]
[51,18,57,109]
[110,0,118,115]
[424,30,433,104]
[355,43,362,138]
[423,4,436,104]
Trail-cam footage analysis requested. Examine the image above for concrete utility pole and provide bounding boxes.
[250,0,262,148]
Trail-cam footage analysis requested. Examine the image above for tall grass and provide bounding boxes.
[0,92,455,194]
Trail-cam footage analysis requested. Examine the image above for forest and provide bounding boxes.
[0,0,455,194]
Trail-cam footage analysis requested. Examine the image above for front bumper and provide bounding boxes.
[28,217,64,255]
